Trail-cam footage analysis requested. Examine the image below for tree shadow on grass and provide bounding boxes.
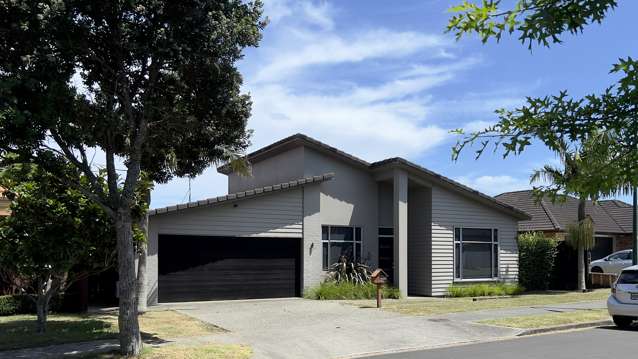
[0,317,116,351]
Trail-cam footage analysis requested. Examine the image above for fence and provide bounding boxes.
[591,273,618,288]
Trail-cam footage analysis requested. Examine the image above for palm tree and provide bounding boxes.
[531,132,627,291]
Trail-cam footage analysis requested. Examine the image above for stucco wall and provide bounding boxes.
[408,186,432,296]
[228,146,305,193]
[303,148,378,287]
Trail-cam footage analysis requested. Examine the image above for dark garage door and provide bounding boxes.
[158,235,301,302]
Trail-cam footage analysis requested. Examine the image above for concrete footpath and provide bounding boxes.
[0,299,607,359]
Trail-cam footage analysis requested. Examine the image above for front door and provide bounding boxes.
[378,227,394,283]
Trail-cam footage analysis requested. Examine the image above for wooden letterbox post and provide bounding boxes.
[371,269,388,308]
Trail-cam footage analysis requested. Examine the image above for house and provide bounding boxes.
[0,187,10,216]
[495,190,634,260]
[145,134,529,304]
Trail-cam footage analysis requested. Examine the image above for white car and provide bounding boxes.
[590,249,633,275]
[607,264,638,328]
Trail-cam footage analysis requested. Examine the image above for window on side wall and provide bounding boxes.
[454,227,499,280]
[322,225,362,270]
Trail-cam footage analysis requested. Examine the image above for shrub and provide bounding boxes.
[0,295,31,315]
[518,232,558,291]
[304,281,401,300]
[447,283,524,297]
[0,294,66,316]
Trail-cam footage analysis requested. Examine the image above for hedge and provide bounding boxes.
[304,281,401,300]
[0,295,66,316]
[0,295,32,316]
[518,232,558,291]
[447,283,524,297]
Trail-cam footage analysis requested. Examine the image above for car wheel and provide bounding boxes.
[612,316,634,329]
[591,267,603,273]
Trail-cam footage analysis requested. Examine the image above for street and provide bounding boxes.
[364,327,637,359]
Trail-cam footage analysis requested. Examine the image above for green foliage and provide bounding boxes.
[448,1,637,198]
[326,257,372,284]
[566,217,595,250]
[518,232,558,291]
[447,283,525,297]
[0,164,115,304]
[0,295,25,316]
[447,0,617,48]
[304,282,401,300]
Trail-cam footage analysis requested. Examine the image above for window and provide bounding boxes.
[618,270,638,284]
[322,226,362,270]
[454,228,499,280]
[609,251,632,261]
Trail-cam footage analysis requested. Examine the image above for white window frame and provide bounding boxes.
[454,227,499,281]
[322,225,363,270]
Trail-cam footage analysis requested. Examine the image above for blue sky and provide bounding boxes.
[151,0,638,208]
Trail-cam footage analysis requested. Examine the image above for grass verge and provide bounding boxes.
[304,281,401,300]
[478,309,609,329]
[0,310,223,351]
[346,289,609,316]
[447,283,524,297]
[87,343,252,359]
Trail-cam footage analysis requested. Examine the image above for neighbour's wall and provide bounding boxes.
[408,186,432,296]
[301,147,379,288]
[146,189,303,305]
[431,185,519,296]
[228,146,305,193]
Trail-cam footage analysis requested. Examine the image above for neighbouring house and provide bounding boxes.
[496,190,634,260]
[145,134,529,304]
[0,187,10,216]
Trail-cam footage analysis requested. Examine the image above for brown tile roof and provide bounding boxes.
[496,190,633,234]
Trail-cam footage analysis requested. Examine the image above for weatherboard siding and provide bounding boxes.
[150,189,303,238]
[431,185,519,296]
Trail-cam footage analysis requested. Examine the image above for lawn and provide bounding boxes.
[345,289,609,316]
[479,309,610,329]
[85,343,252,359]
[0,310,224,351]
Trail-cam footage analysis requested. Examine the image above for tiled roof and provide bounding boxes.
[496,190,633,234]
[149,173,334,216]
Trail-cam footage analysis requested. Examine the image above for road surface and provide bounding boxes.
[365,326,636,359]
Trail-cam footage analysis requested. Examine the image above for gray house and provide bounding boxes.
[145,134,528,304]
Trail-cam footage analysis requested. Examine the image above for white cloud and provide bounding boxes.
[455,175,532,196]
[254,29,450,83]
[247,84,450,161]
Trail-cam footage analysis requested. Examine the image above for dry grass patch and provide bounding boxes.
[479,309,610,329]
[136,310,224,339]
[90,344,252,359]
[346,289,609,316]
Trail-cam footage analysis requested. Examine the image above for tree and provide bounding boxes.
[530,135,616,290]
[446,1,638,265]
[0,163,115,333]
[0,1,265,354]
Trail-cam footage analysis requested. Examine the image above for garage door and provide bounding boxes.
[158,235,301,302]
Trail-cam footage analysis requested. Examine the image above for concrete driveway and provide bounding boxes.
[160,298,518,359]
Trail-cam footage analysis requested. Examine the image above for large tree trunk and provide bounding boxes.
[577,198,587,292]
[116,208,142,355]
[136,188,150,313]
[136,208,149,313]
[35,293,49,333]
[35,276,61,333]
